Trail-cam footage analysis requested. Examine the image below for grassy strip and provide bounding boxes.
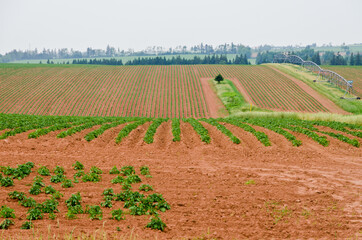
[171,118,181,142]
[183,118,210,143]
[201,118,240,144]
[144,118,167,144]
[115,118,151,144]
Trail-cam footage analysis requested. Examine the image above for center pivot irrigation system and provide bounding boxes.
[273,53,360,100]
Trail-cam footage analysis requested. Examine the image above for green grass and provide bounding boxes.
[271,64,362,114]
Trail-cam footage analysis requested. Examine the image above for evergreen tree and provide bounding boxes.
[349,53,355,66]
[356,52,361,66]
[214,74,224,84]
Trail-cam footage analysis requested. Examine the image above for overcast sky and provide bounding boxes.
[0,0,361,54]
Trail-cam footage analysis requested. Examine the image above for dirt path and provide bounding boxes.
[200,78,228,118]
[268,66,349,114]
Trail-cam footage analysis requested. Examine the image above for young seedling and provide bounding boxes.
[139,184,153,192]
[120,166,135,176]
[0,177,14,187]
[53,166,65,175]
[140,166,150,176]
[0,219,15,229]
[86,205,103,220]
[27,208,43,220]
[61,179,74,188]
[20,221,33,229]
[44,185,56,194]
[111,209,125,221]
[109,166,120,174]
[146,216,167,231]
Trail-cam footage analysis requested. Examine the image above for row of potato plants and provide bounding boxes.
[0,114,360,147]
[0,162,169,231]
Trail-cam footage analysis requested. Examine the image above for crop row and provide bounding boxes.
[0,114,360,147]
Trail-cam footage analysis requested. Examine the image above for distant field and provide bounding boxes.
[0,64,332,118]
[322,65,362,98]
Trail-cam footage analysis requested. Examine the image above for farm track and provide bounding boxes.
[0,64,344,117]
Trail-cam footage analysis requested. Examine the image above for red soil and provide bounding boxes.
[0,124,361,239]
[200,78,228,118]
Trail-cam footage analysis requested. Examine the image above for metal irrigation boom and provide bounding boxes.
[273,53,360,100]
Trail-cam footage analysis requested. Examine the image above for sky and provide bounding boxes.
[0,0,361,54]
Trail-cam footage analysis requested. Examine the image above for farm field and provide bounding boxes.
[322,65,362,98]
[0,113,361,239]
[0,64,342,118]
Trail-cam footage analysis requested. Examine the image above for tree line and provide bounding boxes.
[256,46,362,66]
[71,54,250,66]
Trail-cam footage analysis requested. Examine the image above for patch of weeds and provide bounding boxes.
[245,179,255,185]
[265,201,291,224]
[0,205,16,218]
[139,184,153,192]
[301,209,311,218]
[0,219,15,229]
[61,179,74,188]
[109,166,120,174]
[111,209,125,221]
[146,216,166,231]
[37,166,50,176]
[72,161,84,170]
[120,166,135,176]
[27,208,43,220]
[86,205,103,220]
[20,221,33,229]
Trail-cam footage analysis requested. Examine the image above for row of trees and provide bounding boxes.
[71,54,250,66]
[256,47,362,66]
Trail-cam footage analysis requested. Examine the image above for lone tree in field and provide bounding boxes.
[214,74,224,84]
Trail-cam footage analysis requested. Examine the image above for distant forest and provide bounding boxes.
[71,54,250,66]
[256,46,362,66]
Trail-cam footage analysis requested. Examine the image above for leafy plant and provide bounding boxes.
[140,166,150,176]
[100,199,113,208]
[171,118,181,142]
[245,180,255,185]
[27,208,43,220]
[0,219,14,229]
[49,213,56,220]
[20,197,37,208]
[40,199,59,213]
[44,185,56,194]
[183,118,210,143]
[120,166,135,176]
[50,174,65,183]
[126,174,142,184]
[139,184,153,192]
[72,161,84,170]
[146,216,167,231]
[144,118,166,144]
[0,176,14,187]
[51,191,63,200]
[102,188,115,196]
[20,221,33,229]
[29,185,42,195]
[82,172,101,182]
[53,166,65,175]
[111,175,125,184]
[8,191,26,201]
[65,192,82,208]
[86,205,103,220]
[109,166,120,174]
[90,166,103,174]
[0,206,16,218]
[61,179,74,188]
[111,209,125,221]
[37,166,50,176]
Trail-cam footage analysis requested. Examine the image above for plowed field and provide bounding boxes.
[0,64,338,117]
[323,65,362,98]
[0,118,361,239]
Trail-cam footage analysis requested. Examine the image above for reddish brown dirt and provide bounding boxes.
[0,124,361,239]
[200,78,228,118]
[268,66,349,114]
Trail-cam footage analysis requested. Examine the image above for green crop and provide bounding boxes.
[86,205,102,220]
[0,206,16,218]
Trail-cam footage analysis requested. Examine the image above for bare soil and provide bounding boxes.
[200,78,228,118]
[0,124,361,239]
